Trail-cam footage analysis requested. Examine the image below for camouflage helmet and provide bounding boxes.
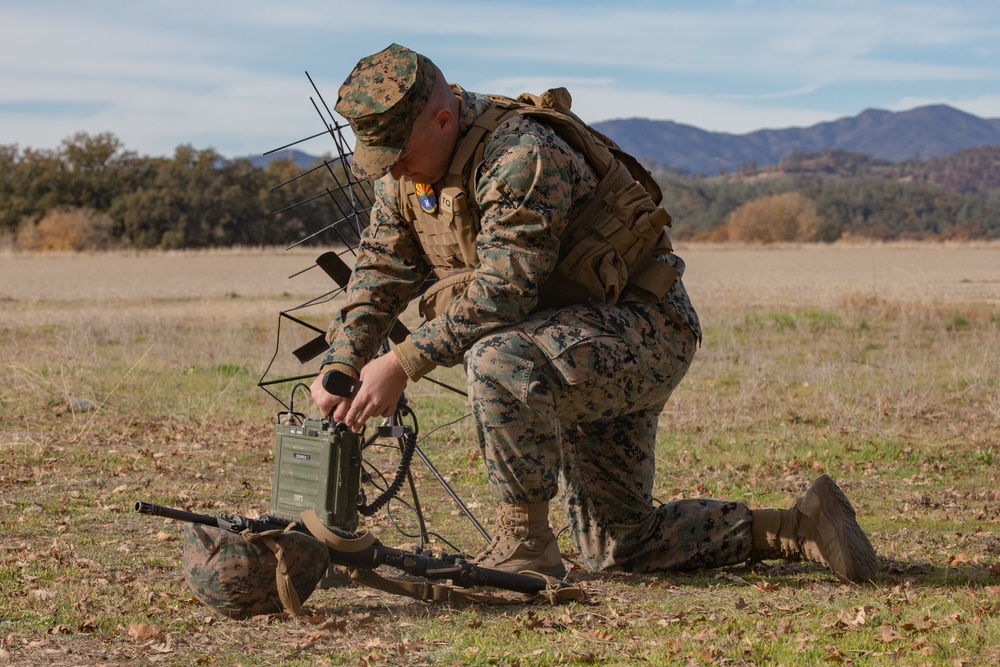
[182,523,330,619]
[334,43,438,181]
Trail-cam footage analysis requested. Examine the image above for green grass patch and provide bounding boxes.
[1,283,999,666]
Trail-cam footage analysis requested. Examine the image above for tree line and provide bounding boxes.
[3,133,999,251]
[658,147,1000,242]
[0,132,362,251]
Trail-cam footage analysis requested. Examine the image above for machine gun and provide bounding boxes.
[135,501,581,604]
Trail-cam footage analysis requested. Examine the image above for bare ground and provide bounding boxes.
[2,242,998,306]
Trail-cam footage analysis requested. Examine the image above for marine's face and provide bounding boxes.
[389,107,457,184]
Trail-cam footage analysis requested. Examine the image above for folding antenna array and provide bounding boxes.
[256,72,460,408]
[255,73,487,548]
[257,72,376,410]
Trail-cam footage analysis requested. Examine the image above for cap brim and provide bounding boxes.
[350,142,402,181]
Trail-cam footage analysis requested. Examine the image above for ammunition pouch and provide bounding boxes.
[549,159,675,306]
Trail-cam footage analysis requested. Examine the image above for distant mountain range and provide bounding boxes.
[592,105,1000,176]
[247,104,1000,177]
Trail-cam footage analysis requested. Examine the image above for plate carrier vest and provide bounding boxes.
[396,88,679,320]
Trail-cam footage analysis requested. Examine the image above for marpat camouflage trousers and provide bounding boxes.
[465,295,753,572]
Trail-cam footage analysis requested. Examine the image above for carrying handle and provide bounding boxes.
[322,369,361,398]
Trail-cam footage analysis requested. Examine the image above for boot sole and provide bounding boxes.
[799,474,878,583]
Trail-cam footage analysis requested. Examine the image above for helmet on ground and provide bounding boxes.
[182,523,330,619]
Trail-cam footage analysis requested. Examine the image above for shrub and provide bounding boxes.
[16,207,118,251]
[726,192,825,243]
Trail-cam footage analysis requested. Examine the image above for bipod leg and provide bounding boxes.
[413,444,491,544]
[374,546,578,599]
[452,563,573,597]
[404,467,430,547]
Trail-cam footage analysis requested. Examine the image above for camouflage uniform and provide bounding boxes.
[325,46,753,573]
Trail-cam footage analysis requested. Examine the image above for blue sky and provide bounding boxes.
[2,1,999,159]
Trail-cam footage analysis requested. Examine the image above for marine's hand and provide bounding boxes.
[310,371,345,418]
[338,353,408,432]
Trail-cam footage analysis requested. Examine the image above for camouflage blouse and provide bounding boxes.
[323,87,600,380]
[323,87,700,381]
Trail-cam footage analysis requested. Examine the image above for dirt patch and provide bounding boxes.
[677,241,1000,309]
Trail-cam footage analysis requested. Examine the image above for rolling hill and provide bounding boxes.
[592,105,1000,176]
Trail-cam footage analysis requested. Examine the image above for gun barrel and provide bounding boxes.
[134,501,222,527]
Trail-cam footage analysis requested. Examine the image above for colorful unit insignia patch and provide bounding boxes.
[415,182,437,213]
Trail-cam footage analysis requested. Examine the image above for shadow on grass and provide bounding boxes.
[560,555,998,591]
[285,555,999,627]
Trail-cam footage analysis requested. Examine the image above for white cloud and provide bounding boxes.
[2,0,999,155]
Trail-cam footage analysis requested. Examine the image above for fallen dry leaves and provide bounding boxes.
[3,247,1000,665]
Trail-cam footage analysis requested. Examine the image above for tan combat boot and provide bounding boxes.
[751,474,877,583]
[473,500,566,579]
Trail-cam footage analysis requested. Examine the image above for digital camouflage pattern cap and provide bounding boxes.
[335,43,437,181]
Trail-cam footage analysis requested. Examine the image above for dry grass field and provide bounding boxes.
[1,242,999,666]
[3,241,998,305]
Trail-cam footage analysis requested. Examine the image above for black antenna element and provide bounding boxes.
[257,71,377,406]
